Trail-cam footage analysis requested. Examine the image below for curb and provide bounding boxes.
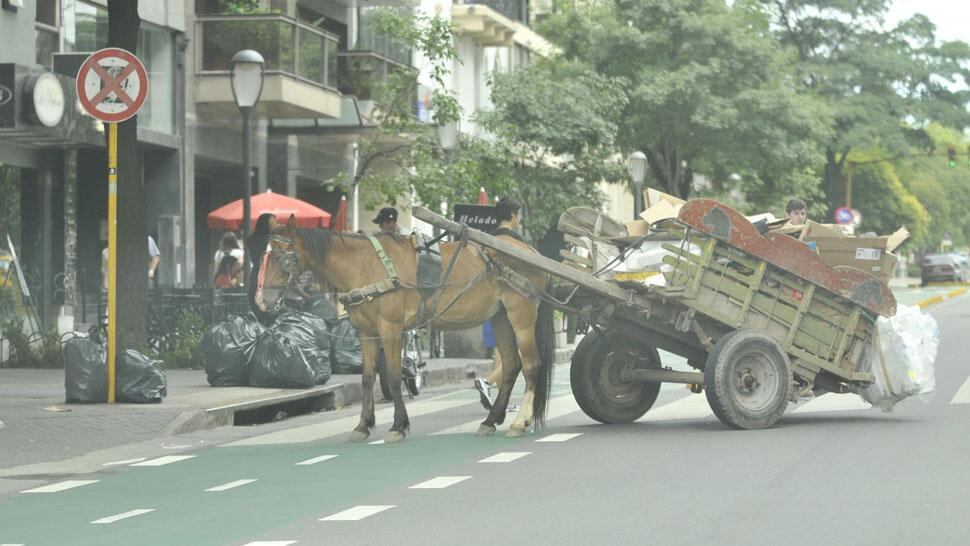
[915,287,967,310]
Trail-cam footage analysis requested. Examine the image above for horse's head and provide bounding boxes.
[255,215,305,313]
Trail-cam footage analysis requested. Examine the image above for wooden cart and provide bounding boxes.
[412,199,895,430]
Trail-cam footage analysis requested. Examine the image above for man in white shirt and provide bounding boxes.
[102,236,161,289]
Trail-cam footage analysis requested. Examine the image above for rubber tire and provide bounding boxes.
[404,368,422,397]
[377,351,393,401]
[570,330,662,424]
[704,329,792,430]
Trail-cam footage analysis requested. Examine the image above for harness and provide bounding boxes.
[338,236,401,307]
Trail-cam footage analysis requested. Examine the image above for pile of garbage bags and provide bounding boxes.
[201,303,364,389]
[858,304,938,412]
[64,337,167,404]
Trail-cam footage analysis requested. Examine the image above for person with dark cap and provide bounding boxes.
[373,207,405,234]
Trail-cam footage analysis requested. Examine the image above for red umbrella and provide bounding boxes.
[206,190,332,230]
[334,195,348,232]
[478,187,489,205]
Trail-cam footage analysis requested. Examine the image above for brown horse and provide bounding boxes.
[255,216,555,443]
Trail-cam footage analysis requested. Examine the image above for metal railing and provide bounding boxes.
[197,14,340,91]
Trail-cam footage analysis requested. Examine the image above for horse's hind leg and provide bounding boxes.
[379,329,410,443]
[477,310,523,437]
[350,337,380,442]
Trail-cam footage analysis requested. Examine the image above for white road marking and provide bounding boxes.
[90,509,155,524]
[951,377,970,405]
[791,394,872,413]
[319,505,395,521]
[294,454,338,466]
[432,393,580,435]
[228,394,475,446]
[240,542,297,546]
[205,479,257,492]
[130,455,196,467]
[409,476,472,489]
[21,480,98,493]
[479,452,531,463]
[369,440,385,445]
[638,394,713,422]
[536,433,583,442]
[0,543,26,545]
[102,457,147,466]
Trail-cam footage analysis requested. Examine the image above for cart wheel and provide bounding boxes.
[570,330,662,424]
[704,330,792,430]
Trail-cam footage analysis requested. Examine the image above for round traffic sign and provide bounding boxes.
[835,206,853,225]
[75,48,149,123]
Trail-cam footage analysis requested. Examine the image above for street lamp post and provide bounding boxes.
[628,151,647,219]
[431,120,459,358]
[230,49,265,281]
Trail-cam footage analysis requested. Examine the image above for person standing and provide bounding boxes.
[246,213,278,324]
[212,232,245,284]
[373,207,407,235]
[102,235,162,289]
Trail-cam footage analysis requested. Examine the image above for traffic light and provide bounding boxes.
[948,147,957,168]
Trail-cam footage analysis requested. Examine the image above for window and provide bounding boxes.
[35,0,60,68]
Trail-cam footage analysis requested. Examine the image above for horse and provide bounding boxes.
[255,216,555,443]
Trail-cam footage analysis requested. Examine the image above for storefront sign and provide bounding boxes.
[75,48,148,123]
[454,204,498,233]
[24,72,65,127]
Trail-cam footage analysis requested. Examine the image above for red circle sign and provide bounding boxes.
[75,48,149,123]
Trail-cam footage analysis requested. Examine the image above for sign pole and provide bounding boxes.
[107,122,118,403]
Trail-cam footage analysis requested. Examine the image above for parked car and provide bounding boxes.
[921,254,966,285]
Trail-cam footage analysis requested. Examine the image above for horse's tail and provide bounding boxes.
[532,278,555,427]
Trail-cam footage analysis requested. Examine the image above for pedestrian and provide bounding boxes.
[247,213,279,324]
[212,232,245,284]
[373,207,406,235]
[213,255,241,288]
[101,235,163,289]
[786,198,808,226]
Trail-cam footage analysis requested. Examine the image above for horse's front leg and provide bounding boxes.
[379,329,409,443]
[349,336,381,442]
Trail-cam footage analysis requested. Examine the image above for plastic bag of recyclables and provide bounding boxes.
[858,304,938,412]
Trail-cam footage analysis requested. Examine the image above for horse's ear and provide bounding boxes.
[285,215,297,233]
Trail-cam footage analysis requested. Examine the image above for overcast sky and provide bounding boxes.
[888,0,970,43]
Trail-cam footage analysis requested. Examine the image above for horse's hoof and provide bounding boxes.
[384,431,407,444]
[505,426,527,438]
[475,424,496,437]
[349,430,370,443]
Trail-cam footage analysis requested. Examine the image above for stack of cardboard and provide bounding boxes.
[625,188,686,237]
[774,220,909,282]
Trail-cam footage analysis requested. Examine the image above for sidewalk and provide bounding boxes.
[0,356,494,471]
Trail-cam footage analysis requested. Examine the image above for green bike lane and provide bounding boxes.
[0,383,574,546]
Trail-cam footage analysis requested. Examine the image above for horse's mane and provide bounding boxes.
[293,228,408,263]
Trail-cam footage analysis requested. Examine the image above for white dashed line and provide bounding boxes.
[130,455,196,467]
[638,395,712,422]
[294,454,338,466]
[319,505,395,521]
[536,433,583,443]
[409,476,472,489]
[91,509,155,524]
[952,377,970,404]
[0,543,26,545]
[791,394,872,413]
[369,440,385,445]
[479,451,531,463]
[240,542,297,546]
[102,457,147,466]
[21,480,99,493]
[205,479,258,492]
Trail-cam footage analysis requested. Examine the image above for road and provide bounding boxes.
[2,293,969,546]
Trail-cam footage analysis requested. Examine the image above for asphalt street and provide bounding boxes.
[1,293,968,546]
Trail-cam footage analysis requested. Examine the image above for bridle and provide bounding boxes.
[259,233,302,313]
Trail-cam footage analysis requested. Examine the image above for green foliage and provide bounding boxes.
[0,165,19,250]
[0,320,63,369]
[155,310,206,369]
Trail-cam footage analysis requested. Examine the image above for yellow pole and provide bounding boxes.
[845,161,853,210]
[108,122,118,404]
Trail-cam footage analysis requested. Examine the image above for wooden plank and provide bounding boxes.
[412,206,652,308]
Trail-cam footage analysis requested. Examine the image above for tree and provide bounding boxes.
[538,0,829,199]
[761,0,970,212]
[107,0,148,352]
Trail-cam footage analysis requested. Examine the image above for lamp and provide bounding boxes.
[230,50,265,281]
[628,151,647,218]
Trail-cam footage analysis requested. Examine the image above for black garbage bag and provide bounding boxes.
[305,295,339,324]
[248,329,316,388]
[64,336,107,403]
[200,313,266,386]
[117,350,167,404]
[273,311,331,385]
[331,317,363,374]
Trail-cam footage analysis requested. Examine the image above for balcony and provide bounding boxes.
[194,14,342,119]
[452,0,557,55]
[338,24,413,101]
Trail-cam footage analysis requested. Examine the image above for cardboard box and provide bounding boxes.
[639,199,681,225]
[800,222,906,282]
[625,219,650,237]
[643,188,686,209]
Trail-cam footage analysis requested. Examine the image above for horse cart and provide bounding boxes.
[412,199,896,430]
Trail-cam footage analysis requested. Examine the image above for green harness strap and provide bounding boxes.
[368,235,399,281]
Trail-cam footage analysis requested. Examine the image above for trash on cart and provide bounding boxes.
[859,304,938,412]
